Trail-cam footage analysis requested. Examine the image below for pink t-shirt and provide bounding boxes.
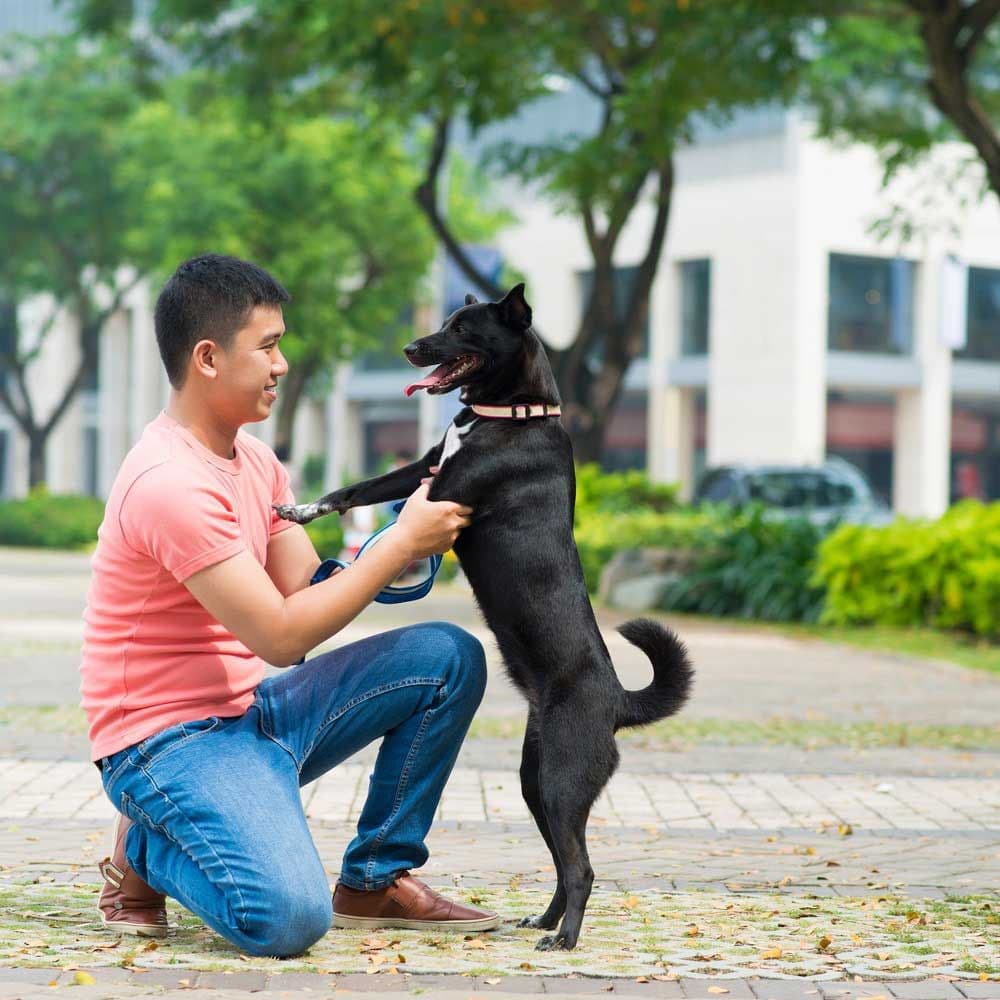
[80,411,296,761]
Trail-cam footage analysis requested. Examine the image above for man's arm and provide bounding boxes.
[265,524,322,597]
[186,530,412,667]
[185,483,471,667]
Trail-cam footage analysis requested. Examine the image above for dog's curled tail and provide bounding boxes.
[615,618,694,730]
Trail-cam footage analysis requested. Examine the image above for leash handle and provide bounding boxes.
[309,500,443,604]
[294,501,444,666]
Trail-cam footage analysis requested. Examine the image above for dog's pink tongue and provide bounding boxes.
[404,362,452,397]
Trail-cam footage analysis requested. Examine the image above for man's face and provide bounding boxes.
[211,305,288,425]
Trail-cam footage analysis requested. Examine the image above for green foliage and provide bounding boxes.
[301,455,326,500]
[0,488,104,549]
[303,517,346,563]
[574,506,713,595]
[816,500,1000,637]
[660,508,828,623]
[119,77,434,371]
[572,463,688,592]
[574,462,678,517]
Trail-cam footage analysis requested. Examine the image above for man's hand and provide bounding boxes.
[393,477,472,560]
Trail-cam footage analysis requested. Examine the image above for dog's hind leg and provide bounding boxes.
[534,727,618,951]
[516,714,566,930]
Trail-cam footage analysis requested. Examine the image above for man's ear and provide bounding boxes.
[464,293,479,305]
[497,283,532,330]
[192,339,219,380]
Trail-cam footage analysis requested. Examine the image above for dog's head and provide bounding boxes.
[403,284,556,404]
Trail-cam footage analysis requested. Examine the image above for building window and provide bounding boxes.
[959,267,1000,362]
[680,259,710,356]
[828,254,914,354]
[601,391,647,472]
[577,266,651,362]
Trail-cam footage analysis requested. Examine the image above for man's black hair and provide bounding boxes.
[154,253,291,388]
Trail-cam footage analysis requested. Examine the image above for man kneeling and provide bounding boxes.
[80,254,497,956]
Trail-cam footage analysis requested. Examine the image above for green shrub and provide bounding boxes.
[0,487,105,549]
[575,462,678,517]
[301,453,325,498]
[660,507,827,622]
[816,500,1000,636]
[303,516,345,560]
[574,506,719,594]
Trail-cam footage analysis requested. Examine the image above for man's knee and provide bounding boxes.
[239,887,332,957]
[425,621,487,705]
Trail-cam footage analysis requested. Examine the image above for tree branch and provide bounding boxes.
[920,3,1000,194]
[958,0,1000,65]
[413,114,507,303]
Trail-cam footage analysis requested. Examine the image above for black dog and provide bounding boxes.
[275,284,693,950]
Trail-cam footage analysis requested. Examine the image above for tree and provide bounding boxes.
[68,0,808,464]
[804,2,1000,206]
[0,38,145,487]
[118,75,436,460]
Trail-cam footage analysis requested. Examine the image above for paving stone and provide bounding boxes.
[408,973,479,990]
[541,976,631,994]
[196,971,269,990]
[473,975,545,992]
[820,986,899,999]
[609,978,685,996]
[888,984,966,999]
[333,972,412,991]
[74,967,134,984]
[680,979,755,998]
[263,971,337,990]
[128,968,202,988]
[955,984,1000,999]
[0,969,61,984]
[750,981,825,999]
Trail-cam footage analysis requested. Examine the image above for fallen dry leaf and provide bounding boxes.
[760,947,783,960]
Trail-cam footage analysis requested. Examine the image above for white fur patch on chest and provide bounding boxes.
[439,418,477,466]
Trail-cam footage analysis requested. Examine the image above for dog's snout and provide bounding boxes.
[403,342,419,358]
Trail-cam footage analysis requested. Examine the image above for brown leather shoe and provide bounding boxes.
[332,872,500,931]
[97,813,168,937]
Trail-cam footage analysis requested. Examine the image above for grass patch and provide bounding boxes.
[0,706,88,735]
[656,610,1000,677]
[0,883,996,981]
[5,703,999,752]
[467,714,1000,751]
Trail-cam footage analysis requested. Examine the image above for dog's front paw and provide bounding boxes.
[535,932,574,951]
[272,502,323,525]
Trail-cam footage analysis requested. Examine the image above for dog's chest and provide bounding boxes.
[439,418,477,466]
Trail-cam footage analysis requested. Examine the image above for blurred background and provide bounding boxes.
[4,0,1000,633]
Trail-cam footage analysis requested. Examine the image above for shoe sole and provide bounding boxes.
[332,913,501,932]
[97,905,169,938]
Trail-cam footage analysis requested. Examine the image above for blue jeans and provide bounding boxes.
[99,622,487,957]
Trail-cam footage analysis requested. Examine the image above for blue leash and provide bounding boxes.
[309,500,443,604]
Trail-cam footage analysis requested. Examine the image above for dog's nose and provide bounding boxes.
[403,342,419,358]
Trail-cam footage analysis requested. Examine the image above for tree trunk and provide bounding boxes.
[272,363,311,462]
[28,431,46,490]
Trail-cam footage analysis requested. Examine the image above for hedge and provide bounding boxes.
[0,488,104,549]
[815,500,1000,637]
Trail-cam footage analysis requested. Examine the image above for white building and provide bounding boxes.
[4,100,1000,516]
[315,108,1000,518]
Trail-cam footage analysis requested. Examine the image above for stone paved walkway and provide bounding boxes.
[0,549,998,999]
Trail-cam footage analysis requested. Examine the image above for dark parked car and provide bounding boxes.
[693,459,893,526]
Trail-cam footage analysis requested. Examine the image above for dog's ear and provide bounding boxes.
[464,293,479,306]
[497,283,532,330]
